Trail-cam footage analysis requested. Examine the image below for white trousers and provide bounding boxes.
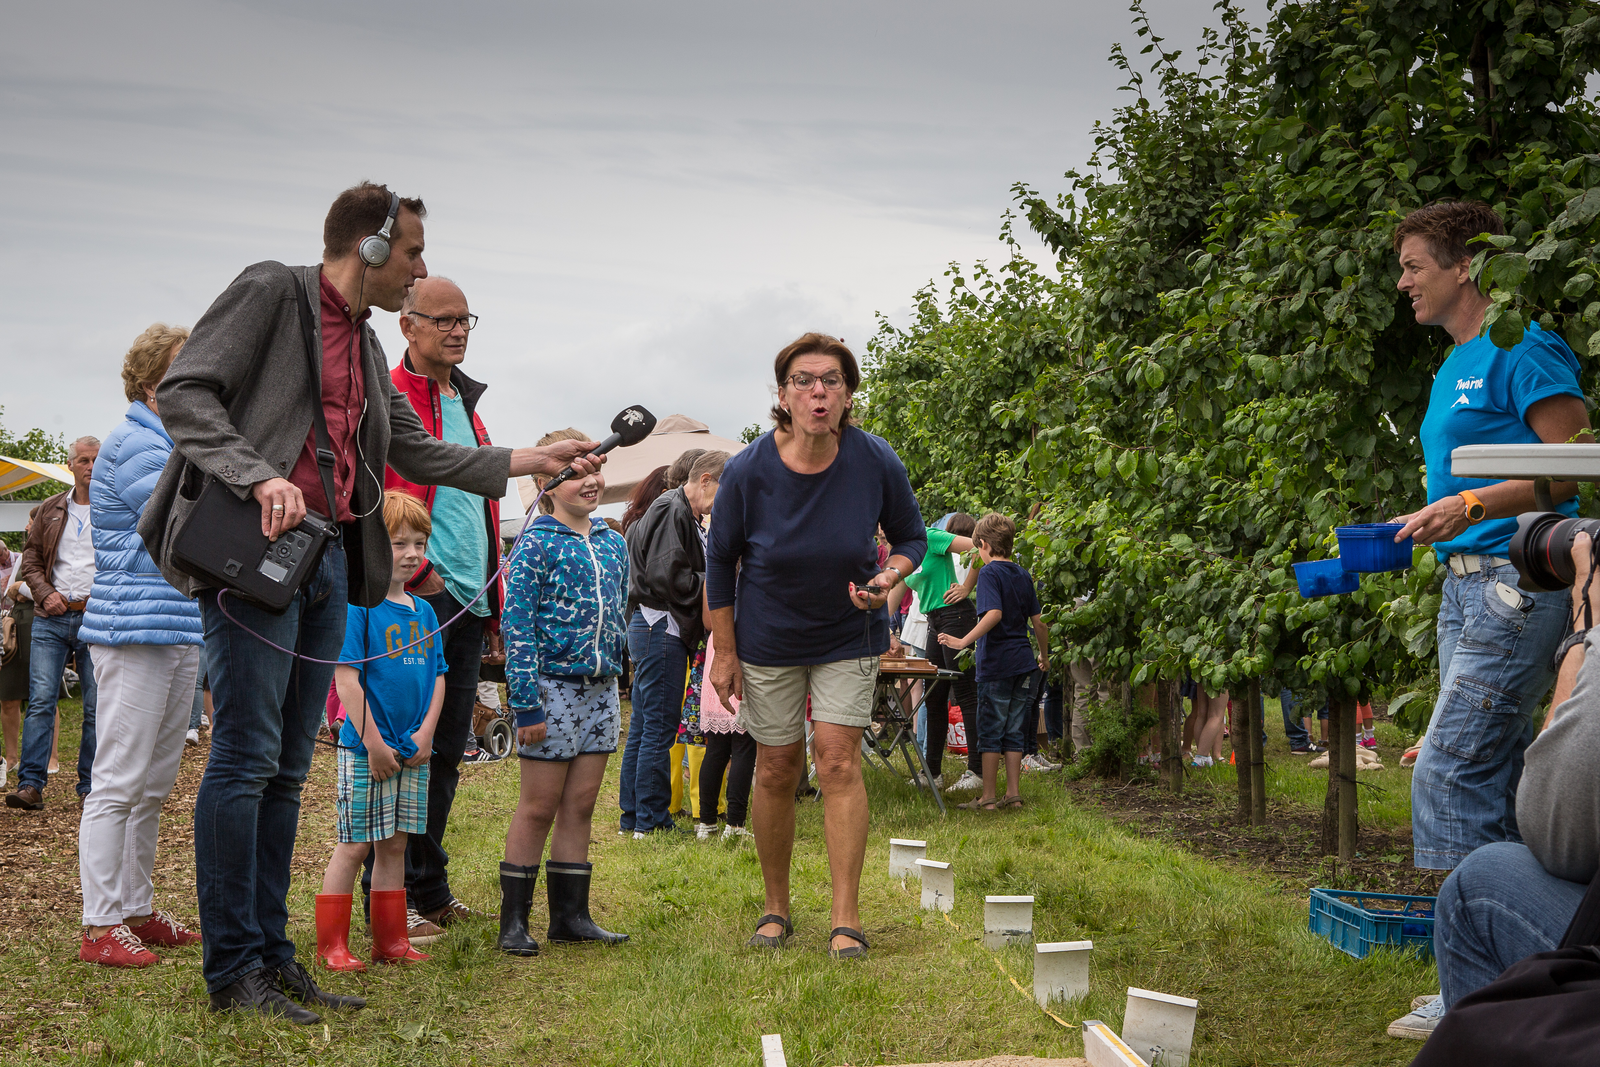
[79,643,199,926]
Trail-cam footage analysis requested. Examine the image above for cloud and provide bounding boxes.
[1,0,1267,446]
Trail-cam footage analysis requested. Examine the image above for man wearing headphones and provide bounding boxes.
[142,182,604,1024]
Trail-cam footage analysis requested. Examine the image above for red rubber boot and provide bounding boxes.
[370,889,428,964]
[315,894,367,972]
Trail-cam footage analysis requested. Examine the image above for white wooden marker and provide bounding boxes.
[982,895,1035,948]
[916,859,954,912]
[888,838,927,880]
[1122,987,1199,1067]
[1082,1020,1148,1067]
[1033,939,1093,1006]
[760,1033,788,1067]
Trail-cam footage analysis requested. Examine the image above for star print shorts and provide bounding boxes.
[517,676,621,763]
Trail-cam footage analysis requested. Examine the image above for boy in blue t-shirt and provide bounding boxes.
[316,492,447,971]
[937,512,1048,811]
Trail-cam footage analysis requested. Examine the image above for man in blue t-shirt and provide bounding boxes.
[1384,202,1591,1039]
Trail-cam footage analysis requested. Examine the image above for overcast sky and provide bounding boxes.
[3,0,1263,475]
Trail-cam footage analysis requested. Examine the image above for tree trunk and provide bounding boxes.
[1159,680,1183,793]
[1337,693,1358,864]
[1247,680,1266,826]
[1233,683,1251,819]
[1118,679,1133,782]
[1320,697,1342,856]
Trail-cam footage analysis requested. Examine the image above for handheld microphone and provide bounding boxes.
[544,405,657,490]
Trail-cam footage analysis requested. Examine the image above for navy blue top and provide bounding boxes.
[974,559,1041,681]
[706,429,926,666]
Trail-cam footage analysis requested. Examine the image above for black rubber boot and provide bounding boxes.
[546,861,629,944]
[497,862,540,957]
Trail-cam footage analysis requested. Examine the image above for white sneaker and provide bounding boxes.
[695,823,714,840]
[1387,995,1445,1040]
[722,824,753,839]
[632,831,648,840]
[906,771,944,789]
[185,730,200,747]
[0,758,7,782]
[200,714,210,730]
[1022,754,1060,772]
[943,770,983,794]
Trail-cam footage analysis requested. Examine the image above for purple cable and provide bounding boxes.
[215,483,548,665]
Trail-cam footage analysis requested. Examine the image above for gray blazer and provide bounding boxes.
[140,261,512,608]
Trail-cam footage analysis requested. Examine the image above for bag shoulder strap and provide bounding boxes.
[289,267,339,521]
[1558,871,1600,949]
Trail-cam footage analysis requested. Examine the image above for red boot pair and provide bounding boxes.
[317,890,429,970]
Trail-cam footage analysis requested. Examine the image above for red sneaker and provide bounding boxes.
[125,909,202,947]
[80,925,159,968]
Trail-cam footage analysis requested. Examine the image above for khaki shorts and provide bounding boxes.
[736,658,879,746]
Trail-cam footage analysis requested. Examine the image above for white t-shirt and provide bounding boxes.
[639,513,708,640]
[52,498,96,602]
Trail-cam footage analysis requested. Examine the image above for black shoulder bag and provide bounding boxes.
[1410,868,1600,1067]
[170,269,339,614]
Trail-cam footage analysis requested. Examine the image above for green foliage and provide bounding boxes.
[864,1,1600,718]
[1071,694,1160,780]
[0,407,67,549]
[739,422,764,444]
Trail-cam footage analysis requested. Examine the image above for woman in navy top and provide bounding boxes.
[706,332,925,960]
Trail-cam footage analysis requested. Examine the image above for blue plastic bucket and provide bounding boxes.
[1293,559,1360,598]
[1335,523,1413,572]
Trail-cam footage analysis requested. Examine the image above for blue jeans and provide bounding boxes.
[1039,679,1064,744]
[1279,689,1329,750]
[1435,841,1586,1007]
[19,610,97,795]
[618,613,688,833]
[1413,563,1568,870]
[194,547,346,992]
[976,673,1034,754]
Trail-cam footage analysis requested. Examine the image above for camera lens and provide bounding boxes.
[1509,512,1600,591]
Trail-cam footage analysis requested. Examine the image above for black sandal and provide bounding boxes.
[746,913,794,948]
[828,927,870,960]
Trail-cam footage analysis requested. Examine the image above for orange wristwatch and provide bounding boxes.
[1459,490,1487,523]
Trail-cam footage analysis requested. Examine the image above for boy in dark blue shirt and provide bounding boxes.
[937,513,1048,810]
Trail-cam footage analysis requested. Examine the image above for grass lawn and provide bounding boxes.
[3,701,1437,1066]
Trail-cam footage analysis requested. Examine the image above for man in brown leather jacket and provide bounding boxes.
[7,436,100,810]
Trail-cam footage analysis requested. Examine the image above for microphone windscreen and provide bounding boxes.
[611,406,657,446]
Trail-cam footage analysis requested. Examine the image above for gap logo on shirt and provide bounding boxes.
[386,620,435,665]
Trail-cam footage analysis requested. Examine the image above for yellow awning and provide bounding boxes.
[0,455,72,497]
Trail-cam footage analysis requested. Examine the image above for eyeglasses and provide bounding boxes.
[785,372,847,392]
[408,311,479,332]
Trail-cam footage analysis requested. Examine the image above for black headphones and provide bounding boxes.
[358,191,401,267]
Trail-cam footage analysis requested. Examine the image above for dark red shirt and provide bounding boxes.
[288,271,369,522]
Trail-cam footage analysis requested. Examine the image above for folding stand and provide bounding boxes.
[863,657,955,816]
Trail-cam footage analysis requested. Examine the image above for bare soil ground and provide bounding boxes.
[1063,775,1447,897]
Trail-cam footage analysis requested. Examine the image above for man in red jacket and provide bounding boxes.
[382,275,503,939]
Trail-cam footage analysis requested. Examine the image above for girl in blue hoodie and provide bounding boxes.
[497,428,630,956]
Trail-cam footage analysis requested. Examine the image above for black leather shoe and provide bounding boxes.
[275,957,366,1010]
[209,967,321,1024]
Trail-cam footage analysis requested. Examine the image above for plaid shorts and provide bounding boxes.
[336,746,429,843]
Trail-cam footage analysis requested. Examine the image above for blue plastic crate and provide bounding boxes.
[1308,888,1435,960]
[1293,559,1360,598]
[1335,523,1413,572]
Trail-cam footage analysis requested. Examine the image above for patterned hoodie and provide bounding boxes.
[503,514,629,727]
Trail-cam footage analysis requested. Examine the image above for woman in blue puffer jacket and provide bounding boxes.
[496,427,630,957]
[76,324,205,969]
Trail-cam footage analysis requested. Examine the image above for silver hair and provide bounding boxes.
[400,275,459,316]
[68,436,100,461]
